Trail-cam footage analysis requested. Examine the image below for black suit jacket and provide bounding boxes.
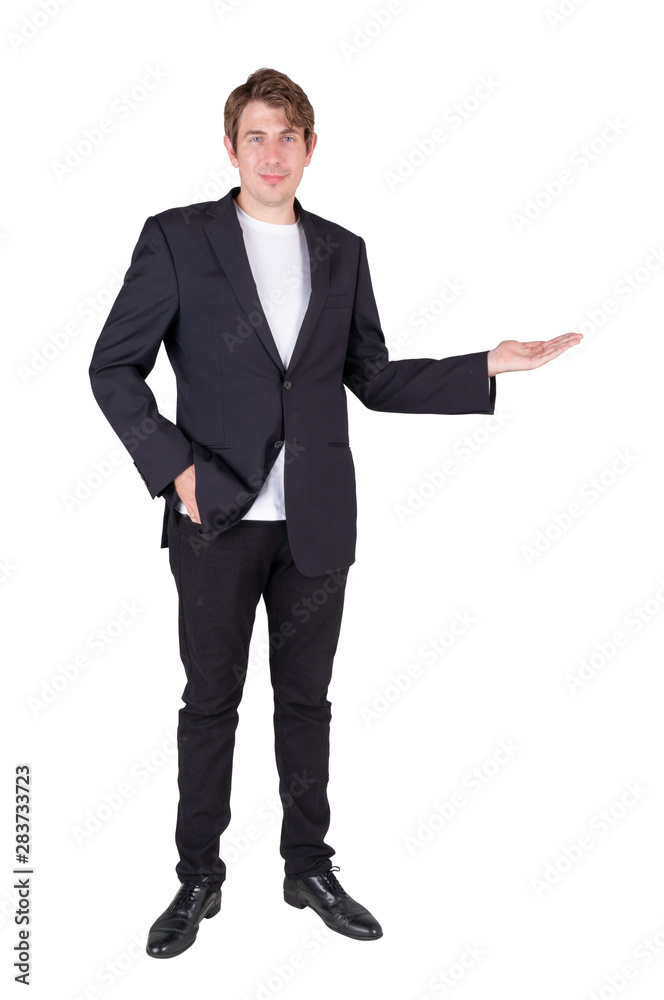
[89,186,496,576]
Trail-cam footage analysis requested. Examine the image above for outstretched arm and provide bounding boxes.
[343,238,581,414]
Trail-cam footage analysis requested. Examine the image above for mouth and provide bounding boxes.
[259,173,288,184]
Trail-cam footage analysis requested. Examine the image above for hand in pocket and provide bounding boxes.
[174,463,201,523]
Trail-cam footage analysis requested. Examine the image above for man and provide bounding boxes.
[89,67,581,959]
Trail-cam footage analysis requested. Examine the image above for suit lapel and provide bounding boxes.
[285,197,330,376]
[203,187,330,375]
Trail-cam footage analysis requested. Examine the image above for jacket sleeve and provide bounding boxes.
[343,237,496,414]
[88,215,193,499]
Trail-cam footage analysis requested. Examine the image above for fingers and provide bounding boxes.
[529,338,582,368]
[523,333,582,352]
[543,333,583,354]
[552,332,583,345]
[529,333,583,360]
[543,332,583,351]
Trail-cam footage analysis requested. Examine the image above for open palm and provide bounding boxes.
[487,332,583,376]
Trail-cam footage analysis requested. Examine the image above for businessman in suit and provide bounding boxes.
[89,67,581,958]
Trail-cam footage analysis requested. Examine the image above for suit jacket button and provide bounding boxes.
[283,380,292,390]
[274,440,284,448]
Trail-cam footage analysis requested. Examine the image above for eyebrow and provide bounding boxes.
[243,128,299,137]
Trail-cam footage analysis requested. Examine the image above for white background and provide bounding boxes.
[3,0,664,997]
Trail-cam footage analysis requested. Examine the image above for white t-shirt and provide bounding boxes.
[176,198,311,520]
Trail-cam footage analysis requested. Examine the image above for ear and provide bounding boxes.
[223,135,239,169]
[304,132,318,167]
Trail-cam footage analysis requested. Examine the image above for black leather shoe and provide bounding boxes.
[146,881,222,958]
[283,866,382,940]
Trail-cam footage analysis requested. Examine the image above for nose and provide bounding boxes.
[262,139,285,166]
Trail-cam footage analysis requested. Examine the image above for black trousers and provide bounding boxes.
[166,505,349,891]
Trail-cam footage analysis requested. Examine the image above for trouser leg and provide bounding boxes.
[167,509,279,888]
[261,531,349,880]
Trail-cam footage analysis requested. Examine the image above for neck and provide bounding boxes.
[234,189,298,225]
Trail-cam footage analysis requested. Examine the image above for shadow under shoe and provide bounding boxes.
[146,881,222,959]
[283,866,382,940]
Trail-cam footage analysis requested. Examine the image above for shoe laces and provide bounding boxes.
[175,882,208,907]
[319,866,347,896]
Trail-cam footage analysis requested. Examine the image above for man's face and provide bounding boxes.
[224,100,316,213]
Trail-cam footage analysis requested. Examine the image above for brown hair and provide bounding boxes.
[224,68,315,154]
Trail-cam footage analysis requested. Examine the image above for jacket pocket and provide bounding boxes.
[323,294,352,310]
